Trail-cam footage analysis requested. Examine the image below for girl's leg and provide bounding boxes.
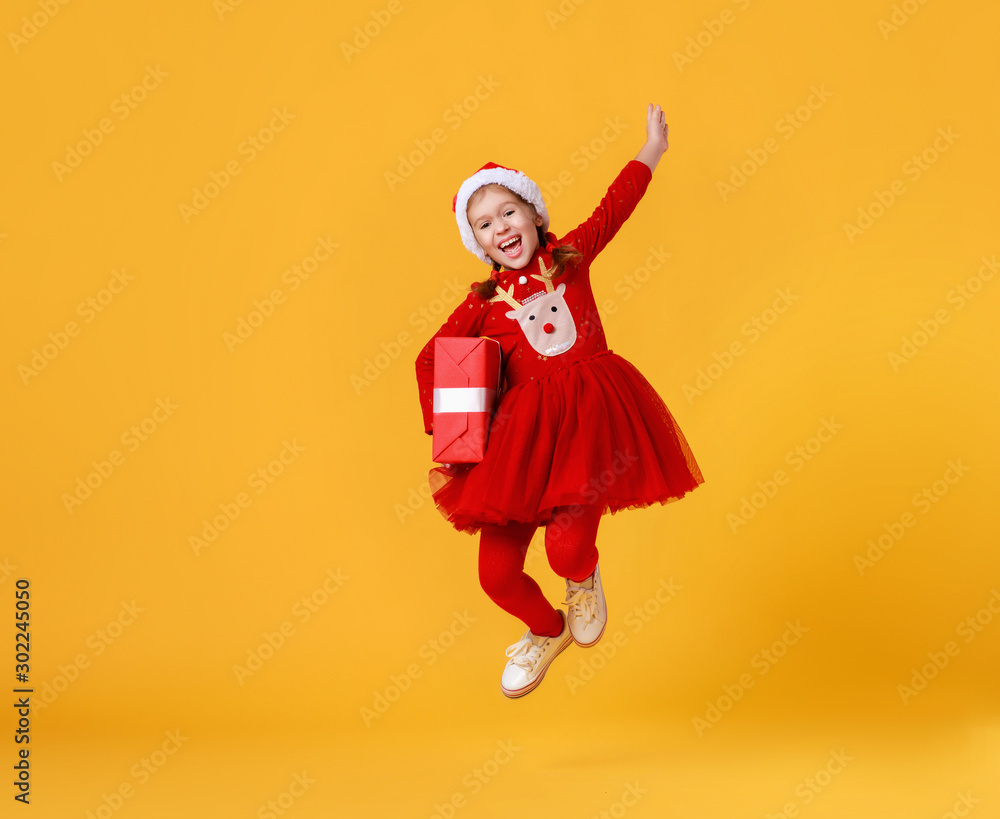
[479,520,563,637]
[546,505,607,647]
[544,504,602,582]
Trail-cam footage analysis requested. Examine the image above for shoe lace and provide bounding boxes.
[505,635,544,671]
[564,584,598,625]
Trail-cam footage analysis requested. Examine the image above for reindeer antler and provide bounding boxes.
[531,258,556,293]
[489,284,523,310]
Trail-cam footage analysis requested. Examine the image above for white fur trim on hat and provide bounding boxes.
[453,163,550,265]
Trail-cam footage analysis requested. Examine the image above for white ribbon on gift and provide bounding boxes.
[433,387,496,414]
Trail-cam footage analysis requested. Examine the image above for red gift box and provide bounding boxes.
[432,337,502,463]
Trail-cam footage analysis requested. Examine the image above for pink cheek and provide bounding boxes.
[543,323,555,334]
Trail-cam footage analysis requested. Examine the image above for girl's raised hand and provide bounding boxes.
[646,103,669,154]
[635,103,670,172]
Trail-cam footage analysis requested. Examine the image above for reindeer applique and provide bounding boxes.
[490,259,578,357]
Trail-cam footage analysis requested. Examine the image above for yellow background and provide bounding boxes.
[3,0,999,815]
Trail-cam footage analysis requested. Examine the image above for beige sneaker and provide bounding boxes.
[500,611,573,698]
[563,564,607,647]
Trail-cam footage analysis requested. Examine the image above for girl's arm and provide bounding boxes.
[634,103,669,173]
[414,290,486,435]
[559,104,670,262]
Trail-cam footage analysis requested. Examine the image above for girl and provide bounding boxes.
[414,104,704,698]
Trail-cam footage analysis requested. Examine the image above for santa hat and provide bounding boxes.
[452,162,550,265]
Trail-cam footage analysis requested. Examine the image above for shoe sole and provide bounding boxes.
[500,635,573,699]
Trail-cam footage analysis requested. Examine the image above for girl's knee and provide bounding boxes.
[547,547,598,582]
[545,505,601,579]
[478,559,515,598]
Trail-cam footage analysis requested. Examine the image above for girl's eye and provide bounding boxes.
[479,221,490,229]
[504,210,514,216]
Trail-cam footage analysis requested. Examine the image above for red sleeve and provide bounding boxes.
[561,160,652,262]
[415,290,486,435]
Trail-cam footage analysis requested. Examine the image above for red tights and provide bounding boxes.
[478,505,601,638]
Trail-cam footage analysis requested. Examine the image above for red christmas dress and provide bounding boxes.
[415,160,703,534]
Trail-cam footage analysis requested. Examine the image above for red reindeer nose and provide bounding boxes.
[543,322,555,334]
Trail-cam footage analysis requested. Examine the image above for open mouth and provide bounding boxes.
[498,236,522,257]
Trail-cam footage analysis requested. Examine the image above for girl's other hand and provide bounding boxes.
[646,103,669,154]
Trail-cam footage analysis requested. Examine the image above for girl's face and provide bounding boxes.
[467,186,544,270]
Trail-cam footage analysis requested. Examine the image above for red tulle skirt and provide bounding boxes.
[429,350,704,534]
